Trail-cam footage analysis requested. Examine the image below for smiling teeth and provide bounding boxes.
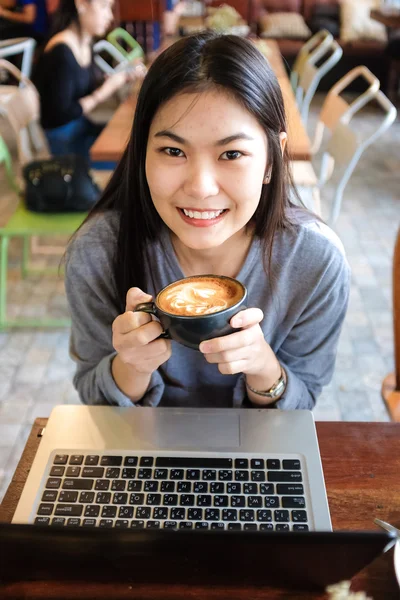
[182,209,224,219]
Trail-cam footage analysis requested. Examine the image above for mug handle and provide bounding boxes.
[133,302,170,339]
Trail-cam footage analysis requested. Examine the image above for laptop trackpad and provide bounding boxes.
[158,413,240,449]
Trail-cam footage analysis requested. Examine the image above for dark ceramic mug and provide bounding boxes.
[134,275,247,350]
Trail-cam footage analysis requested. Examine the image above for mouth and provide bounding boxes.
[177,208,228,228]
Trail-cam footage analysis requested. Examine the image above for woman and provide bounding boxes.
[65,33,350,410]
[0,0,48,42]
[32,0,134,159]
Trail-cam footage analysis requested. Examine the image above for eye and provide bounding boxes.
[220,150,243,161]
[162,147,185,158]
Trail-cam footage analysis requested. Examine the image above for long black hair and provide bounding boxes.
[75,33,300,313]
[48,0,83,37]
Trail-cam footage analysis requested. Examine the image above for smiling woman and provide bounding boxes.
[64,32,351,411]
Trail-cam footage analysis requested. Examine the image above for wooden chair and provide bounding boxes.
[290,29,333,98]
[382,228,400,421]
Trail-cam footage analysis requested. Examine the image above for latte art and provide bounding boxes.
[158,277,243,316]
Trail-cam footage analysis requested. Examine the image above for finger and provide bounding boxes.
[218,360,247,376]
[199,325,260,355]
[113,310,151,335]
[230,308,264,329]
[115,320,164,350]
[203,347,249,365]
[129,337,171,361]
[125,287,153,312]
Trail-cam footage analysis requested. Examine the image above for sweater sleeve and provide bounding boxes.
[233,239,351,410]
[64,222,165,407]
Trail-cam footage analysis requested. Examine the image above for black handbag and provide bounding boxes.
[23,155,101,213]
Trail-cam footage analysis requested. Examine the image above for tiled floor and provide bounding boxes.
[0,94,399,502]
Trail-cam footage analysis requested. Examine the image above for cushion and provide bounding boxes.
[309,16,340,38]
[261,0,302,12]
[340,0,387,44]
[260,12,312,39]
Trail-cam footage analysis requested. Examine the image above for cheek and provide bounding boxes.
[146,157,180,200]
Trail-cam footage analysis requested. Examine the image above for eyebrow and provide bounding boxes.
[154,130,255,146]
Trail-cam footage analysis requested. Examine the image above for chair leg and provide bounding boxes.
[0,235,10,330]
[22,235,29,279]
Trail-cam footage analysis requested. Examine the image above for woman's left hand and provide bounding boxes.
[199,308,280,383]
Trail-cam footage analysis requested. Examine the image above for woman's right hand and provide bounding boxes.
[112,287,172,375]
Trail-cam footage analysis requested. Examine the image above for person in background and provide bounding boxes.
[0,0,48,41]
[32,0,136,159]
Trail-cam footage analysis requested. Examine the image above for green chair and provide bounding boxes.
[107,27,144,62]
[0,135,87,329]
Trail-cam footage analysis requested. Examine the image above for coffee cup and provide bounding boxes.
[133,274,247,350]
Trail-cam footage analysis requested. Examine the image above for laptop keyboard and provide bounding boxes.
[33,453,310,531]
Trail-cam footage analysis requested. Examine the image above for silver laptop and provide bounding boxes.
[12,406,332,531]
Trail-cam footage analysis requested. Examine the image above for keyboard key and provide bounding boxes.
[100,456,122,466]
[180,494,195,506]
[257,510,272,522]
[58,491,78,503]
[235,471,249,482]
[260,483,274,494]
[243,483,258,494]
[292,510,308,523]
[50,466,65,477]
[124,457,138,466]
[234,459,248,469]
[276,484,304,495]
[222,509,237,522]
[67,518,81,526]
[147,494,162,506]
[193,482,208,493]
[153,507,168,520]
[170,469,184,480]
[154,469,168,479]
[113,493,128,505]
[95,480,110,491]
[52,517,66,526]
[54,455,68,465]
[35,516,50,525]
[251,471,265,482]
[130,493,145,505]
[164,521,178,529]
[247,496,262,508]
[180,521,193,529]
[203,470,216,481]
[282,497,306,509]
[63,479,93,490]
[140,457,154,467]
[197,495,212,507]
[115,520,129,528]
[276,524,290,531]
[122,468,137,479]
[136,507,151,519]
[231,496,245,508]
[128,481,142,492]
[119,506,134,519]
[69,455,84,465]
[195,522,209,530]
[160,481,175,493]
[42,490,57,502]
[82,467,104,478]
[244,524,257,531]
[283,460,301,470]
[219,470,233,481]
[106,468,120,478]
[111,480,126,492]
[213,495,228,507]
[260,523,273,531]
[84,505,100,517]
[267,459,280,470]
[264,496,279,508]
[205,508,220,521]
[131,520,145,529]
[55,504,83,517]
[102,506,117,518]
[156,457,232,469]
[82,519,96,527]
[96,492,111,504]
[274,510,289,522]
[138,468,152,480]
[144,481,159,493]
[186,469,200,480]
[85,455,99,466]
[170,508,185,520]
[177,481,191,493]
[187,508,203,520]
[268,471,302,483]
[211,523,225,530]
[147,521,160,529]
[37,503,54,516]
[80,492,95,503]
[46,478,62,489]
[210,482,224,494]
[99,519,113,528]
[239,509,255,522]
[293,524,309,531]
[66,467,81,477]
[163,494,178,506]
[251,459,264,469]
[227,483,241,494]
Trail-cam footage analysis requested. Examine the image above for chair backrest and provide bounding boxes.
[93,39,128,74]
[0,38,36,81]
[318,90,397,224]
[0,59,50,165]
[107,28,144,61]
[297,38,343,126]
[291,29,333,94]
[311,66,381,154]
[0,133,19,192]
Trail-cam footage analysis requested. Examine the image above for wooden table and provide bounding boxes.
[90,40,311,164]
[0,420,399,599]
[371,8,400,29]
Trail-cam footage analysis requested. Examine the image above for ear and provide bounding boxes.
[279,132,287,156]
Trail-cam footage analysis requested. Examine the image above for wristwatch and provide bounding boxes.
[246,367,286,399]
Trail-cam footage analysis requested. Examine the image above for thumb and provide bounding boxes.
[125,287,153,312]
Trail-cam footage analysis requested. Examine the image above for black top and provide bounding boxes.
[33,43,103,129]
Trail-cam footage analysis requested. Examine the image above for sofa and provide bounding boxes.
[253,0,389,91]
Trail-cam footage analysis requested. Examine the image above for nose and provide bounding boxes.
[183,160,219,201]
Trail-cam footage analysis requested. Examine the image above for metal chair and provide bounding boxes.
[93,39,129,75]
[107,27,144,62]
[296,38,343,127]
[0,37,36,81]
[290,29,333,97]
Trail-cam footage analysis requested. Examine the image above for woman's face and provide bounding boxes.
[78,0,114,38]
[146,89,271,252]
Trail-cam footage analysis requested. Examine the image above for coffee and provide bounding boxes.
[158,276,244,316]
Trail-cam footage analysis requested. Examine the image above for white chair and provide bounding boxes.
[93,39,128,75]
[296,38,343,127]
[0,37,36,81]
[290,29,333,97]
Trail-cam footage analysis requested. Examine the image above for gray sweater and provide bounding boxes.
[65,211,350,410]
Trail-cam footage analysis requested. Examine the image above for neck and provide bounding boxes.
[171,228,254,279]
[69,22,92,46]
